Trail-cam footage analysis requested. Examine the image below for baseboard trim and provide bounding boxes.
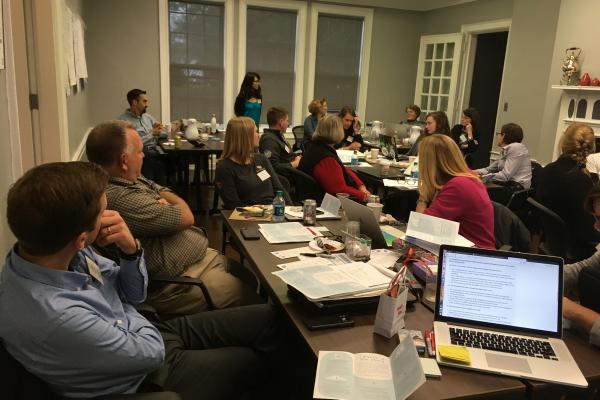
[72,127,92,161]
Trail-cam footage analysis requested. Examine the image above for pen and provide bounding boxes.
[305,227,318,236]
[430,331,436,357]
[300,252,334,258]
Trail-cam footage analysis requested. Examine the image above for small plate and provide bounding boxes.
[309,238,344,252]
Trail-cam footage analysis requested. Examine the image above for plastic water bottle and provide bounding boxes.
[272,190,285,222]
[210,113,217,134]
[411,161,419,182]
[351,150,359,166]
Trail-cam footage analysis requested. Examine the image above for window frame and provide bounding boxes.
[306,3,373,119]
[237,0,307,126]
[159,0,235,123]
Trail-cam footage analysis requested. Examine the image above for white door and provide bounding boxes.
[414,33,463,122]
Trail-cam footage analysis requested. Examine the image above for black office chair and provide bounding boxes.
[492,201,531,252]
[287,168,325,203]
[91,244,216,316]
[0,340,181,400]
[291,125,305,152]
[526,197,574,262]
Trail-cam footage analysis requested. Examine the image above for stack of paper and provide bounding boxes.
[272,261,391,300]
[404,212,474,255]
[258,222,320,244]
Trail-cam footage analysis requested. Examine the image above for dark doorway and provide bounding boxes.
[467,31,509,169]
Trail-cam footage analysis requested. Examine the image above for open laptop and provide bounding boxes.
[434,245,587,387]
[338,197,405,249]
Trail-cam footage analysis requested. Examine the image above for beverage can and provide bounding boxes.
[367,195,380,204]
[303,199,317,226]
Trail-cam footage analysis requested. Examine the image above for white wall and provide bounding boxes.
[538,0,600,164]
[364,8,424,122]
[0,71,16,255]
[497,0,561,164]
[84,0,162,124]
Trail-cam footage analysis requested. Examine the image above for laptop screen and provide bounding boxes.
[435,246,563,337]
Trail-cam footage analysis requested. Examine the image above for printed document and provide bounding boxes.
[313,335,425,400]
[273,262,390,300]
[404,212,473,255]
[258,222,318,243]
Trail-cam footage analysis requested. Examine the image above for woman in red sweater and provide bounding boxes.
[416,134,495,249]
[299,115,371,201]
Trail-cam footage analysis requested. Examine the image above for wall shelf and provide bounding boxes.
[552,85,600,91]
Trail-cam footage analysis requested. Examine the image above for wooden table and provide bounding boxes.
[524,328,600,399]
[221,212,527,399]
[159,135,224,212]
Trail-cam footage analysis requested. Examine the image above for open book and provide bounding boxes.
[313,334,425,400]
[404,212,473,255]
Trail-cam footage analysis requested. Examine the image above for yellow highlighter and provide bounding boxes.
[437,345,471,365]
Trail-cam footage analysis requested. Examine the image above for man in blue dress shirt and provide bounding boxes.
[0,161,280,400]
[118,88,168,184]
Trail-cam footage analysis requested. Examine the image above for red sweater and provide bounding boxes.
[424,176,495,249]
[313,158,366,201]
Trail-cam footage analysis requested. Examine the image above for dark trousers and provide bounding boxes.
[142,148,167,186]
[145,304,281,400]
[487,182,523,206]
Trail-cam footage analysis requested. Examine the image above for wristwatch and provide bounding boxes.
[119,239,143,260]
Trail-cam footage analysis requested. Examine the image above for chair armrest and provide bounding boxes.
[95,391,181,400]
[149,275,215,311]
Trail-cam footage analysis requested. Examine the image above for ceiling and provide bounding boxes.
[320,0,478,12]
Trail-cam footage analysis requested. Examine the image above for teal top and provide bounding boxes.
[244,100,262,127]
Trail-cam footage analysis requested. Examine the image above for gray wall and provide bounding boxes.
[84,0,162,124]
[422,0,513,35]
[66,0,93,158]
[0,70,15,256]
[364,8,423,122]
[497,0,561,163]
[538,0,600,164]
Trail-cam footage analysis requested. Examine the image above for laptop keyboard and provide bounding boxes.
[449,327,558,361]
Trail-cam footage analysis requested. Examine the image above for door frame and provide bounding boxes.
[457,19,511,127]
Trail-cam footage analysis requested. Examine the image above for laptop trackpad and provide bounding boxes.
[485,353,532,374]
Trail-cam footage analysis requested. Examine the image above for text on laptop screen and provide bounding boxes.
[438,249,560,333]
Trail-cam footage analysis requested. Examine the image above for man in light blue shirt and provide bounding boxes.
[118,88,168,184]
[0,161,281,399]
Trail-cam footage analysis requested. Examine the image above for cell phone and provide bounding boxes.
[240,227,260,240]
[188,139,205,148]
[303,314,355,330]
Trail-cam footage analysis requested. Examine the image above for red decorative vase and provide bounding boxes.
[591,78,600,86]
[580,72,591,86]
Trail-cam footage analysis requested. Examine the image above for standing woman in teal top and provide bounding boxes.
[234,72,262,128]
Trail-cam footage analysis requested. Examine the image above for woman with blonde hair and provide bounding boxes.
[416,134,495,249]
[302,98,327,147]
[299,115,371,201]
[537,123,600,261]
[215,116,291,209]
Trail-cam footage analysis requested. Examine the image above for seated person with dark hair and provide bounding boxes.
[117,88,168,185]
[563,184,600,347]
[336,106,364,150]
[0,161,281,400]
[299,115,371,202]
[451,107,480,157]
[259,106,302,180]
[402,104,425,126]
[476,122,532,205]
